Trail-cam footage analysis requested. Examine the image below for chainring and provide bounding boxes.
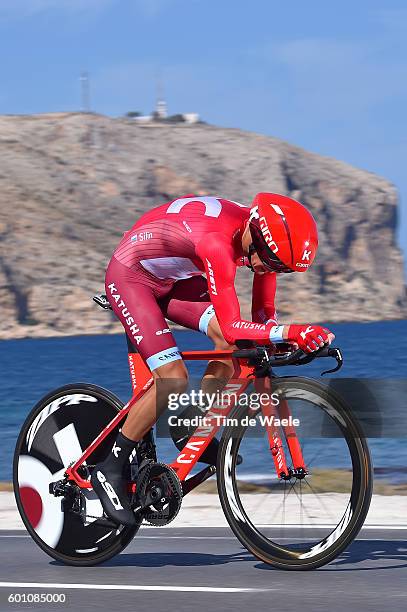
[135,462,182,526]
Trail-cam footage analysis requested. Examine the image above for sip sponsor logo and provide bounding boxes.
[131,231,153,242]
[205,259,217,295]
[108,282,143,345]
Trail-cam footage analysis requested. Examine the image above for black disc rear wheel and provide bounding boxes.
[13,383,140,566]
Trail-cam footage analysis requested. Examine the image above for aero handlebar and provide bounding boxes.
[232,345,343,376]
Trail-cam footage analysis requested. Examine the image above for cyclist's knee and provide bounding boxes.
[153,359,189,394]
[215,337,236,351]
[207,316,235,350]
[153,360,188,401]
[153,359,188,379]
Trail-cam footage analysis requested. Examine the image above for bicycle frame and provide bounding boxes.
[65,335,307,492]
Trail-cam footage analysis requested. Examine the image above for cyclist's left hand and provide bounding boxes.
[285,324,335,353]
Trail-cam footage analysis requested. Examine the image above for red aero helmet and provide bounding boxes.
[248,192,318,273]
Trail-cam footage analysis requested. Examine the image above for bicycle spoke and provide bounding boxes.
[302,477,343,524]
[226,382,366,553]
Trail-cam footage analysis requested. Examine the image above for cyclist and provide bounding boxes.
[91,192,334,525]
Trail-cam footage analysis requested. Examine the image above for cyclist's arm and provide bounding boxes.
[252,271,278,324]
[197,235,281,345]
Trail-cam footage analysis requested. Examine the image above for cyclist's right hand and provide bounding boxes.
[285,324,333,353]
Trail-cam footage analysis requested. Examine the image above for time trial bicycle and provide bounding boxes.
[14,294,372,570]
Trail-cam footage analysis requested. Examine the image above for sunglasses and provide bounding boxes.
[249,225,294,274]
[260,257,294,274]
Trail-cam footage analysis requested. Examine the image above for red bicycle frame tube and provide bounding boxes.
[254,377,306,477]
[169,365,253,480]
[277,396,307,471]
[65,378,154,488]
[254,377,290,478]
[65,346,306,489]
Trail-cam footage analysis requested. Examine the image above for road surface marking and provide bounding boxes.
[1,523,407,541]
[0,582,269,593]
[251,524,407,530]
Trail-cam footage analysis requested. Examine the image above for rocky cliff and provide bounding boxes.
[0,112,405,339]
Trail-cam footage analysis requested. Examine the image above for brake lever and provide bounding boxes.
[321,348,343,376]
[292,345,343,376]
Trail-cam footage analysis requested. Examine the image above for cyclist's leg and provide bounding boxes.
[122,361,188,439]
[160,275,236,389]
[204,316,236,386]
[91,258,188,525]
[160,276,236,463]
[105,257,189,441]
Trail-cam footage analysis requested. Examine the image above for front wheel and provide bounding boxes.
[13,383,140,566]
[217,377,372,570]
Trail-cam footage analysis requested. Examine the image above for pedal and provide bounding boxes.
[91,516,121,529]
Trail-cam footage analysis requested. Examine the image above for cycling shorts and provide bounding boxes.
[105,256,215,371]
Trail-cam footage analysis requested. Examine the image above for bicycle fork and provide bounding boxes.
[255,378,307,480]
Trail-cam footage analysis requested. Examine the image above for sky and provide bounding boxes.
[0,0,406,268]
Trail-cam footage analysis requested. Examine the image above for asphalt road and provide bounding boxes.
[0,527,406,612]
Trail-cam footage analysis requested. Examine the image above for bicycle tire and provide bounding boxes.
[217,376,372,570]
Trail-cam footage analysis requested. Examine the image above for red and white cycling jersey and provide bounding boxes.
[113,195,278,345]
